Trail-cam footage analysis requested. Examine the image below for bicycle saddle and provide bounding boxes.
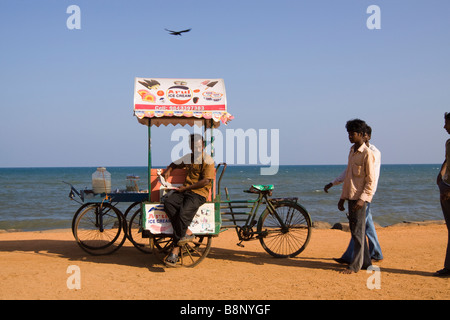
[246,184,274,194]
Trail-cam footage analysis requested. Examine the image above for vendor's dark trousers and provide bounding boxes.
[438,181,450,269]
[347,200,372,272]
[164,191,206,244]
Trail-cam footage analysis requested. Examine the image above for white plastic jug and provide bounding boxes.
[92,167,111,194]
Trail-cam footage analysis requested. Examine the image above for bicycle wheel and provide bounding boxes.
[128,207,153,254]
[257,201,311,258]
[124,201,142,222]
[154,235,212,268]
[73,203,126,255]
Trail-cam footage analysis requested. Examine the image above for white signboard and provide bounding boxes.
[143,202,216,235]
[134,78,226,112]
[133,78,233,125]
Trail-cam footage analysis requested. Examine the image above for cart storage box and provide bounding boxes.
[142,202,221,235]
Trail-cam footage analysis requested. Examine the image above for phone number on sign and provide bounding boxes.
[154,105,206,111]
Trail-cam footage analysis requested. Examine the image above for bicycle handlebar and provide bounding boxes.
[62,181,83,204]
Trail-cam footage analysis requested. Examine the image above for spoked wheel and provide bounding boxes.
[123,202,142,224]
[153,235,212,268]
[72,203,127,255]
[179,235,212,267]
[257,200,312,258]
[127,207,212,266]
[128,207,153,254]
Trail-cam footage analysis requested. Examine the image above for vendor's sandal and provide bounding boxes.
[164,253,179,267]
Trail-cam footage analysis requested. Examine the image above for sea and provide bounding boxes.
[0,164,444,231]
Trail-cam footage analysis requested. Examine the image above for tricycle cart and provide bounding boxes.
[65,182,148,255]
[67,77,312,267]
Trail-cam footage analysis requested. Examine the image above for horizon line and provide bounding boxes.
[0,163,442,169]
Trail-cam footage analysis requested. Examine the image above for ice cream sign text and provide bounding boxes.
[146,212,170,224]
[167,86,192,105]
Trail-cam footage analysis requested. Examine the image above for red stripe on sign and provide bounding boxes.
[134,104,226,111]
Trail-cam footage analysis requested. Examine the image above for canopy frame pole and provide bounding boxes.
[148,119,152,202]
[209,119,215,201]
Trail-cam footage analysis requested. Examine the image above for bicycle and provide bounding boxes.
[221,183,312,258]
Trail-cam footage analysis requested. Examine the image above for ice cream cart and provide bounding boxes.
[67,77,312,267]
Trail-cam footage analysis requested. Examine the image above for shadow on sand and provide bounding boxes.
[0,238,435,277]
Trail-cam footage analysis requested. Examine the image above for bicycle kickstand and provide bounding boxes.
[236,240,245,247]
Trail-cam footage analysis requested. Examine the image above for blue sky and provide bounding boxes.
[1,0,450,167]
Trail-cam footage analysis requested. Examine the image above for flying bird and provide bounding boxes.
[165,28,191,36]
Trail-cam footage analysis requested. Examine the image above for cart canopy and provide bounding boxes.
[134,78,233,127]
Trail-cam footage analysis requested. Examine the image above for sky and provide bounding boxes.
[1,0,450,168]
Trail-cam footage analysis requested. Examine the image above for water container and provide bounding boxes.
[126,175,140,192]
[92,167,111,194]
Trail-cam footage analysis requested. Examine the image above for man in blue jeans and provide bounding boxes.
[324,125,383,263]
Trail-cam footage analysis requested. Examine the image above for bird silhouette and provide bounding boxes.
[165,28,191,36]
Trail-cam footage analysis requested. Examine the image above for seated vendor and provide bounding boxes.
[163,133,215,267]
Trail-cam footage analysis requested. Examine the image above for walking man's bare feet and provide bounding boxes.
[340,268,356,274]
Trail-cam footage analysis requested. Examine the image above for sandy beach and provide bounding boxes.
[0,222,449,301]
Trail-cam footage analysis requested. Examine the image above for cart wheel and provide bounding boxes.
[153,235,212,268]
[71,203,93,238]
[257,201,311,258]
[128,207,153,253]
[179,235,212,267]
[124,202,143,242]
[123,202,142,221]
[72,203,127,255]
